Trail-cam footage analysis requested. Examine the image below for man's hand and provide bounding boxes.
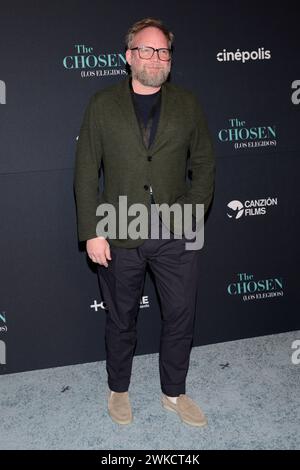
[86,237,112,267]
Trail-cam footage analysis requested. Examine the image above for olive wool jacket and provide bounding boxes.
[74,75,215,248]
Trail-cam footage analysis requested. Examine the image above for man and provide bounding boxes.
[74,18,215,426]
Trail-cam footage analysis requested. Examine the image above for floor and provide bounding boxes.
[1,330,299,450]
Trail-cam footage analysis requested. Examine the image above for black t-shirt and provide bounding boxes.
[132,88,161,149]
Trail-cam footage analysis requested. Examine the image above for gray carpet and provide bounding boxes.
[1,330,299,450]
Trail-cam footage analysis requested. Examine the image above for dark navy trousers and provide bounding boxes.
[96,214,201,397]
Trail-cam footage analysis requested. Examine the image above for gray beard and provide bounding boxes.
[132,66,170,87]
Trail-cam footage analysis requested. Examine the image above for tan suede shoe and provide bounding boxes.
[161,393,208,427]
[107,391,133,425]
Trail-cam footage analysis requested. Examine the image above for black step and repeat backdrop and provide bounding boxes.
[1,1,299,374]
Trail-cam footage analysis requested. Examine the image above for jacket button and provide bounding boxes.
[147,156,152,161]
[144,184,149,191]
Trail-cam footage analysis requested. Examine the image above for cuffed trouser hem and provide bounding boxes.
[161,383,186,397]
[108,380,130,393]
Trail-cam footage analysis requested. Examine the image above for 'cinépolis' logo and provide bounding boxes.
[218,118,277,150]
[227,197,278,219]
[63,44,127,78]
[227,272,284,302]
[217,47,271,63]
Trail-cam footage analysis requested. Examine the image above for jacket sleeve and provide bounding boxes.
[175,95,216,220]
[73,94,103,242]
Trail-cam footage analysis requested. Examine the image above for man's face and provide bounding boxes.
[126,26,172,88]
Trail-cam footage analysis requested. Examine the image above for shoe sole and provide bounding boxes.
[108,407,133,425]
[162,401,207,427]
[109,414,133,425]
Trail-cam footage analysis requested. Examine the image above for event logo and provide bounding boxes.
[227,197,278,219]
[291,80,300,105]
[218,118,277,150]
[0,80,6,104]
[217,47,271,63]
[90,300,108,311]
[0,340,6,365]
[227,272,284,302]
[291,340,300,365]
[139,296,150,309]
[90,296,149,311]
[0,311,7,333]
[63,45,127,78]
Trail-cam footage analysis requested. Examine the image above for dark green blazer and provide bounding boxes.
[74,75,215,248]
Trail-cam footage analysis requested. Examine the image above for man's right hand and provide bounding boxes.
[86,237,112,267]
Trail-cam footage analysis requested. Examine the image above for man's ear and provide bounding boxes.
[125,49,132,66]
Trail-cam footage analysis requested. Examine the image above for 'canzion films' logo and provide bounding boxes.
[63,44,127,78]
[218,118,277,150]
[227,273,284,302]
[227,197,278,219]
